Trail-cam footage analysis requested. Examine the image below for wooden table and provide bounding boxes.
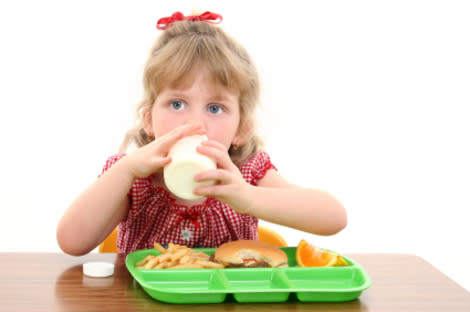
[0,253,469,311]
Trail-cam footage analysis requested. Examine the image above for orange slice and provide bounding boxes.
[296,240,347,267]
[336,255,348,266]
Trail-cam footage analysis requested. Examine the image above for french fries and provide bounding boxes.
[136,242,224,269]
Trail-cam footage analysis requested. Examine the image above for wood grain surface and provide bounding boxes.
[0,253,469,311]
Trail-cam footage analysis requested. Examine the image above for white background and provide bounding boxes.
[1,1,469,291]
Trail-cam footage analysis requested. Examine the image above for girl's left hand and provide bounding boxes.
[193,140,253,214]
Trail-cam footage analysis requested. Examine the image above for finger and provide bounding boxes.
[150,156,172,169]
[197,145,235,170]
[180,124,207,137]
[194,183,229,197]
[195,169,232,184]
[149,126,190,150]
[200,139,227,152]
[166,124,205,141]
[155,124,206,152]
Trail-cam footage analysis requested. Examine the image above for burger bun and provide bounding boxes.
[213,240,288,268]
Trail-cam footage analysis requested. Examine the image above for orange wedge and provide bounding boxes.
[296,239,348,267]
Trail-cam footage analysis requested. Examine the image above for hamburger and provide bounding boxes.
[212,240,288,268]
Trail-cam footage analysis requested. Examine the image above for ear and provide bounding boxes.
[232,120,252,147]
[142,107,154,137]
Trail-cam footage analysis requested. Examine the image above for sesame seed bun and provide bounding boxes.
[213,240,288,268]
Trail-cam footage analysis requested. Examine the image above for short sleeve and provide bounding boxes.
[99,153,161,219]
[100,154,126,176]
[239,151,277,186]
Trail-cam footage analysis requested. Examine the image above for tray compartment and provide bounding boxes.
[140,269,229,304]
[284,267,368,302]
[223,269,292,303]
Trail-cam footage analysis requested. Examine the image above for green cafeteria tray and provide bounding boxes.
[126,247,371,304]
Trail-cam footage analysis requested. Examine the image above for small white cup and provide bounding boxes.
[164,135,216,200]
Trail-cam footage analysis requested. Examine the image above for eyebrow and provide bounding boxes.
[165,90,234,103]
[211,94,233,102]
[164,91,187,99]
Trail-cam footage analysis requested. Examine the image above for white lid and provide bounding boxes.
[83,261,114,277]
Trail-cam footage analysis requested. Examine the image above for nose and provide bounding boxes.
[185,112,206,131]
[188,120,204,129]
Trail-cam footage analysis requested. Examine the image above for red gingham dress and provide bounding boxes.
[100,151,276,253]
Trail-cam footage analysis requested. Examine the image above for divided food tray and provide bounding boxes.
[126,247,371,304]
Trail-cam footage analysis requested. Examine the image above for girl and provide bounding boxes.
[57,12,347,256]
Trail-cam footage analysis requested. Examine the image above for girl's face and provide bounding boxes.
[145,71,244,150]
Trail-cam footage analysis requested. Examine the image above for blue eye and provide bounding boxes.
[171,100,185,110]
[208,104,222,114]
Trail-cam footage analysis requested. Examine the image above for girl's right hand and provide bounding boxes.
[123,124,206,178]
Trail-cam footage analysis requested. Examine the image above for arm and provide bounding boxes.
[194,142,347,236]
[56,158,135,256]
[57,124,206,256]
[247,170,347,235]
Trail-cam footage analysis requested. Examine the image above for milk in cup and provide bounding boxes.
[164,135,216,200]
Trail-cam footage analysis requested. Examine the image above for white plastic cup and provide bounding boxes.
[164,135,216,200]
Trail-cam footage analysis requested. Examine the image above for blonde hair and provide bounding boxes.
[120,21,263,165]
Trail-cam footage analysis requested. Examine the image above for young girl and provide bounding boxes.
[57,12,347,256]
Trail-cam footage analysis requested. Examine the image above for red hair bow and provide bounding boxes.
[156,11,223,30]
